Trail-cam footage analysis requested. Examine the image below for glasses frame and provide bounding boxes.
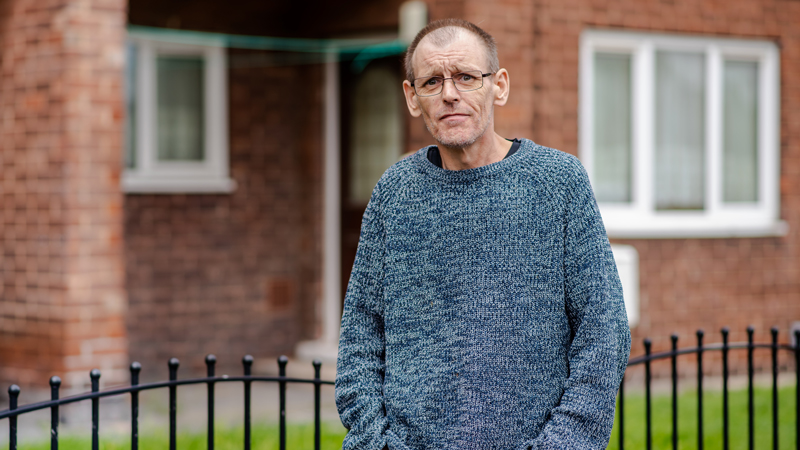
[411,71,495,97]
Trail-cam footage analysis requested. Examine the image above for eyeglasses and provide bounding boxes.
[411,70,494,97]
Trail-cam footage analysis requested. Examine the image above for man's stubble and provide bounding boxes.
[425,103,495,150]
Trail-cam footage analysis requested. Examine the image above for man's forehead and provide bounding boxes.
[412,28,487,73]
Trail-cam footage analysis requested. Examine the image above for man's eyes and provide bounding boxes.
[422,73,473,85]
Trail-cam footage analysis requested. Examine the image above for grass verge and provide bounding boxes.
[608,385,797,449]
[18,423,348,450]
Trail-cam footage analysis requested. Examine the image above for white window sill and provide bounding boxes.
[605,220,788,239]
[122,176,237,194]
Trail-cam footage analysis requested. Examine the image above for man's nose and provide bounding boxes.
[441,78,461,102]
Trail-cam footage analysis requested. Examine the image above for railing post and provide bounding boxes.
[644,338,652,450]
[697,329,704,450]
[722,327,729,450]
[278,355,288,450]
[747,325,755,450]
[243,355,253,450]
[8,385,20,450]
[90,369,101,450]
[771,326,779,450]
[168,358,180,450]
[206,354,217,450]
[50,376,61,450]
[618,375,625,450]
[671,333,679,450]
[795,329,800,450]
[313,360,322,450]
[130,362,141,450]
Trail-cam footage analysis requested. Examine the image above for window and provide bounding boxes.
[124,31,234,193]
[580,30,783,238]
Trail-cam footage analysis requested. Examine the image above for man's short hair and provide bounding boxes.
[404,18,499,82]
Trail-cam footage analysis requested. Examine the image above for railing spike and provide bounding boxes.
[243,355,253,450]
[795,330,800,450]
[747,325,755,450]
[130,362,141,450]
[313,360,322,450]
[206,354,217,450]
[644,339,652,450]
[770,326,779,450]
[243,355,254,375]
[279,356,288,450]
[697,329,704,450]
[722,327,730,450]
[9,384,20,450]
[206,354,217,372]
[90,369,101,450]
[168,358,179,450]
[50,376,61,450]
[670,333,678,450]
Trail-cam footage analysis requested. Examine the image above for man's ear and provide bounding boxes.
[403,80,422,118]
[493,69,509,107]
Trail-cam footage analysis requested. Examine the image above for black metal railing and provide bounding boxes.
[0,355,334,450]
[2,327,799,450]
[618,327,800,450]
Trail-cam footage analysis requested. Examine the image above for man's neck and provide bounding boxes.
[438,132,513,171]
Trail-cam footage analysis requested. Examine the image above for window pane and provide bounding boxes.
[723,60,758,202]
[593,53,632,203]
[125,42,136,168]
[157,56,204,161]
[349,65,402,204]
[655,51,705,210]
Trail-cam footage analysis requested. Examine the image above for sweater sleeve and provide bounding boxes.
[525,159,632,450]
[335,190,392,450]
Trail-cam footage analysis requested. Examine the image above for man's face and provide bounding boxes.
[403,31,502,149]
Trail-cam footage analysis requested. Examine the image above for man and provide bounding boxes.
[336,18,630,450]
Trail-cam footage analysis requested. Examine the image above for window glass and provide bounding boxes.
[593,53,632,203]
[157,56,205,161]
[125,42,137,169]
[723,60,759,203]
[655,51,706,210]
[349,65,402,204]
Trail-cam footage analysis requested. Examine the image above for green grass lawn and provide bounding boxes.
[13,385,797,449]
[19,423,349,450]
[609,385,797,450]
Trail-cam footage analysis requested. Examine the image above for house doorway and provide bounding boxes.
[340,57,406,301]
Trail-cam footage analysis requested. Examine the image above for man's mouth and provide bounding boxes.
[439,113,468,120]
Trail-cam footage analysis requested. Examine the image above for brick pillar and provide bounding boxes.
[0,0,128,389]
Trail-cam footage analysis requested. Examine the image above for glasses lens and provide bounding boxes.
[454,71,484,91]
[415,76,443,96]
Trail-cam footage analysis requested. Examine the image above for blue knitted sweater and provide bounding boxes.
[336,139,631,450]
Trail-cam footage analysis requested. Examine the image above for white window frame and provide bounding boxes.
[580,29,784,238]
[123,31,235,193]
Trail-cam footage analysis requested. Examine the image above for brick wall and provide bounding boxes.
[528,0,800,376]
[0,0,128,389]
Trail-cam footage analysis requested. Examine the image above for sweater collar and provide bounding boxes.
[412,138,536,183]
